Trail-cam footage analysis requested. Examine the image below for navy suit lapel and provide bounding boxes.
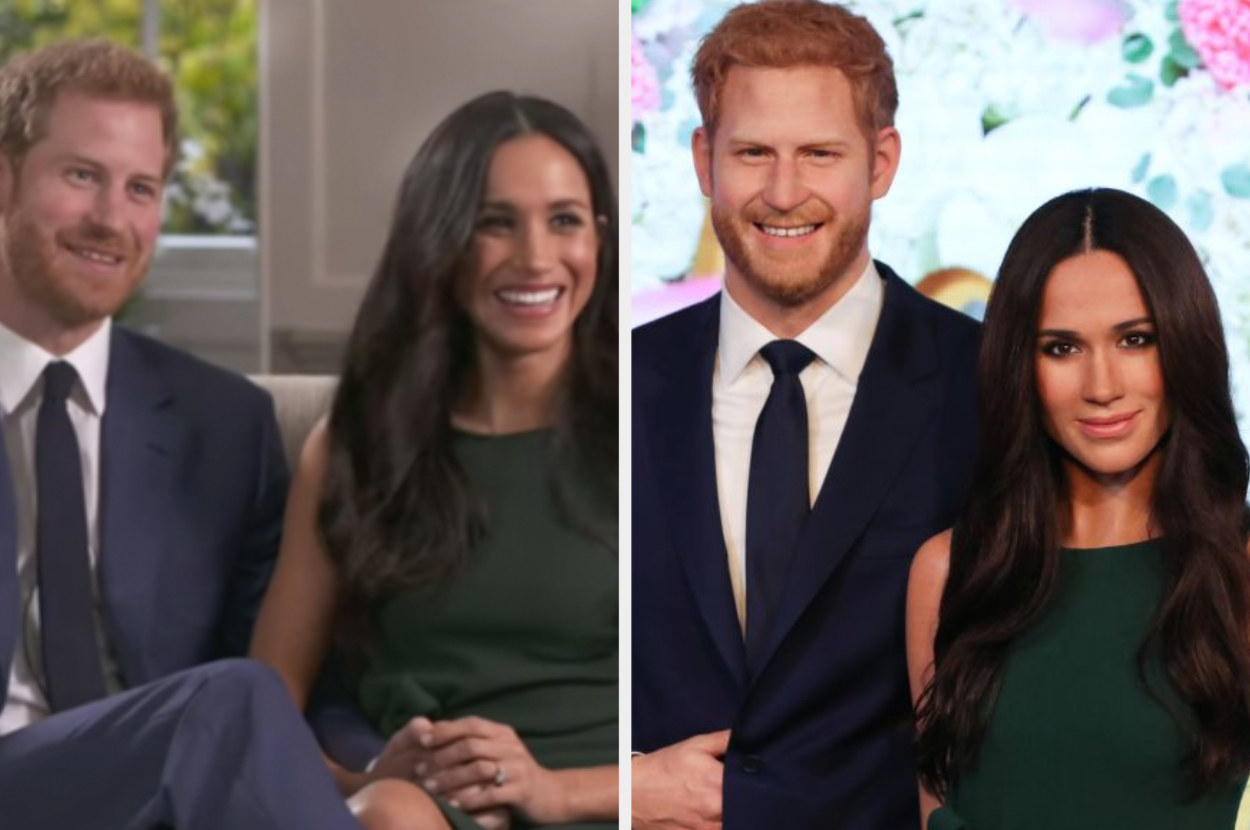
[644,297,748,687]
[97,330,184,687]
[0,430,18,701]
[756,267,942,675]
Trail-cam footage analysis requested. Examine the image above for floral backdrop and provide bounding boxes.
[632,0,1250,433]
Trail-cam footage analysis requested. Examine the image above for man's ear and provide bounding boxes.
[692,127,714,198]
[869,126,901,200]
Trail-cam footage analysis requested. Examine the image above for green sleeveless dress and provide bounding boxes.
[356,430,618,830]
[931,538,1247,830]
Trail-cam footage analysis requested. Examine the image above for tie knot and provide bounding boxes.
[759,340,815,377]
[42,361,78,403]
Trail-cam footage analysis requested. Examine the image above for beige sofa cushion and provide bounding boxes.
[249,375,337,473]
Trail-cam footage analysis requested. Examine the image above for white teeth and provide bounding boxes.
[70,246,122,265]
[759,224,817,238]
[497,288,560,305]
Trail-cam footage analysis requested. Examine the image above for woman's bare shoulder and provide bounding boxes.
[912,529,953,584]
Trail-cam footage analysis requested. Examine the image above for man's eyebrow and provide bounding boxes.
[49,153,103,168]
[798,139,852,152]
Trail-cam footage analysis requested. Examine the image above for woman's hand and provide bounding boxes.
[417,716,569,824]
[350,717,510,828]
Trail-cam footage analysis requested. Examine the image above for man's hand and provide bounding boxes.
[365,716,435,783]
[631,730,731,830]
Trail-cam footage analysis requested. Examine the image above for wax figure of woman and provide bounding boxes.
[907,187,1250,829]
[250,91,619,830]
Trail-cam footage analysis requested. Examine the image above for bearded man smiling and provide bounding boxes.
[632,3,983,829]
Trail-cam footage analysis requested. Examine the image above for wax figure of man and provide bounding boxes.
[632,3,980,829]
[0,39,360,830]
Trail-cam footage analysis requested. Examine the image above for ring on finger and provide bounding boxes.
[493,763,507,787]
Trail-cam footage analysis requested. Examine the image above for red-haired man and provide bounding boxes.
[0,39,359,829]
[632,3,980,827]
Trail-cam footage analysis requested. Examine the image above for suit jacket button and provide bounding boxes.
[741,754,763,774]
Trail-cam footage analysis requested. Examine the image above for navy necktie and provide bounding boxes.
[36,361,107,711]
[745,340,816,676]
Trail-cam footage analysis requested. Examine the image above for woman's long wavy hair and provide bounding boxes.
[916,188,1250,797]
[318,91,618,655]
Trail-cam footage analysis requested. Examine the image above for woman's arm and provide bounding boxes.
[906,529,953,829]
[548,765,618,822]
[249,420,363,793]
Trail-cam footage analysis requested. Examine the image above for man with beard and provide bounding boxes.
[0,40,361,829]
[631,3,980,828]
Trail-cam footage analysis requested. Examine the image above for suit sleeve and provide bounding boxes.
[307,652,387,771]
[216,393,289,658]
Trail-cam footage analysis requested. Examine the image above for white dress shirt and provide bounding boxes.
[0,318,124,735]
[713,260,884,629]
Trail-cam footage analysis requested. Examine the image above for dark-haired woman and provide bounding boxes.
[250,91,618,830]
[907,187,1250,829]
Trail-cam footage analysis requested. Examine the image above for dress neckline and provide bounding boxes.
[1061,537,1165,554]
[453,425,554,441]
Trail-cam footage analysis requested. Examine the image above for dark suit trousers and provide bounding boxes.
[0,659,359,830]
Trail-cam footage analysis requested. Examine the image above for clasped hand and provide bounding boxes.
[631,729,730,830]
[369,715,567,826]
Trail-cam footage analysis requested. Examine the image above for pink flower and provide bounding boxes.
[632,35,661,117]
[1180,0,1250,90]
[1008,0,1127,44]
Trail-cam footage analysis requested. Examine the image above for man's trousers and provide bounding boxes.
[0,658,361,829]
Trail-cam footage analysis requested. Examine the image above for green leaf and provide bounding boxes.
[1160,54,1189,87]
[1164,0,1180,22]
[1168,29,1202,69]
[632,122,647,155]
[1187,189,1214,231]
[1131,152,1152,184]
[1122,32,1153,63]
[980,103,1011,135]
[1107,74,1154,108]
[1147,174,1178,210]
[1221,164,1250,199]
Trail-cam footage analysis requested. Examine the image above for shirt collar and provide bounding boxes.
[0,317,112,417]
[718,258,884,384]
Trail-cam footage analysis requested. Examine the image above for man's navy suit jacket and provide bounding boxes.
[0,326,288,705]
[632,264,980,830]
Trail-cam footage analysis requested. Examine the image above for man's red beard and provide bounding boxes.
[0,212,147,329]
[711,198,869,308]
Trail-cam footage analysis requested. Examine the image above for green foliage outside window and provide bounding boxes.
[0,0,258,235]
